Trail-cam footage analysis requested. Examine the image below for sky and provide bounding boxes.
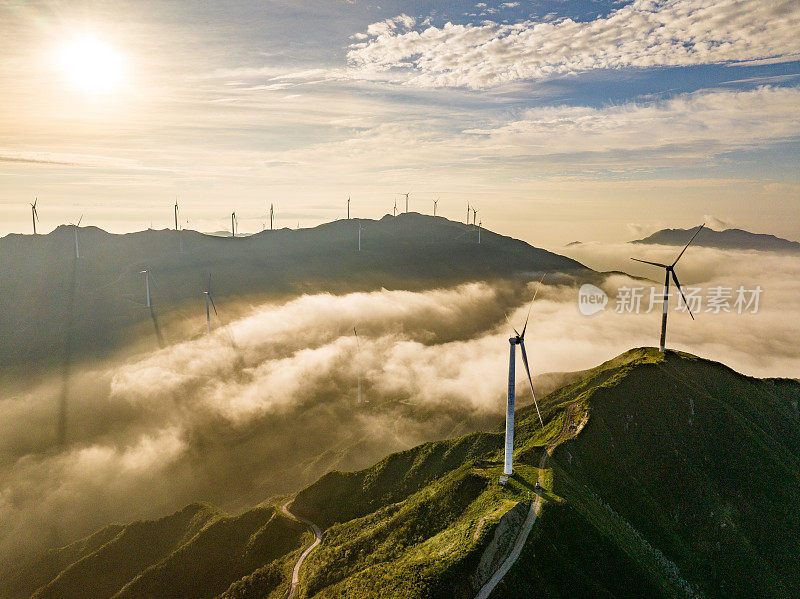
[1,0,799,244]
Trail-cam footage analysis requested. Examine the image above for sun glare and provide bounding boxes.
[58,37,126,94]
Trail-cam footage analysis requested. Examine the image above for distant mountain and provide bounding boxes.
[0,214,589,377]
[632,227,800,252]
[11,348,799,598]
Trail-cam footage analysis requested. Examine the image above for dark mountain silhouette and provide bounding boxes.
[0,214,588,379]
[632,227,800,252]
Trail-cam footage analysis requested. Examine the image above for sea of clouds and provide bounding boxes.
[1,242,798,565]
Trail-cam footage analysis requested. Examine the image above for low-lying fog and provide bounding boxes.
[1,242,798,565]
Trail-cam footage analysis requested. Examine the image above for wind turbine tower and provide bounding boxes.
[231,212,237,238]
[203,275,218,333]
[478,220,482,244]
[466,203,470,225]
[174,199,179,231]
[140,269,151,308]
[393,199,397,217]
[472,207,478,226]
[30,198,39,234]
[503,276,546,478]
[347,196,351,220]
[71,215,83,258]
[404,192,410,213]
[433,198,438,216]
[270,203,274,230]
[631,224,704,352]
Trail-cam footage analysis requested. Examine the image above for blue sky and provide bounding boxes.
[1,0,798,244]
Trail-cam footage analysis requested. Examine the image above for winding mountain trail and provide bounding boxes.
[475,403,581,599]
[280,500,323,599]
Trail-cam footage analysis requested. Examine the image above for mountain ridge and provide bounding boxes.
[631,226,800,252]
[0,213,589,378]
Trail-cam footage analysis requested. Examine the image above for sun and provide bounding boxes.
[58,36,126,94]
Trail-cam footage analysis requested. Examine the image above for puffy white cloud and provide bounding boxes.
[348,0,800,88]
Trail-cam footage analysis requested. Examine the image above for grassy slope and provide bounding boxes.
[14,502,306,599]
[498,348,800,598]
[15,348,800,598]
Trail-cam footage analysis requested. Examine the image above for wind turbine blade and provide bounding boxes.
[521,273,546,338]
[504,311,520,337]
[631,257,668,268]
[519,341,545,429]
[671,270,694,320]
[671,223,705,267]
[208,294,218,315]
[77,215,83,226]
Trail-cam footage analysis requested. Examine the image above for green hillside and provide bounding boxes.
[8,348,799,598]
[0,214,588,378]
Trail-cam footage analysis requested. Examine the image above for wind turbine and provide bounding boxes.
[404,192,410,213]
[466,203,470,225]
[270,203,274,230]
[631,224,704,352]
[433,198,438,217]
[140,269,151,308]
[354,327,362,403]
[472,207,478,226]
[393,199,397,217]
[347,196,351,220]
[231,212,237,237]
[478,220,482,244]
[503,275,546,478]
[203,275,218,333]
[174,199,183,252]
[30,198,39,234]
[70,215,83,259]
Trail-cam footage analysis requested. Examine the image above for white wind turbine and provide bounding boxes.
[503,275,546,478]
[231,212,237,237]
[174,199,183,253]
[403,192,410,213]
[203,275,218,333]
[433,198,438,216]
[30,198,39,234]
[631,224,704,352]
[70,215,83,259]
